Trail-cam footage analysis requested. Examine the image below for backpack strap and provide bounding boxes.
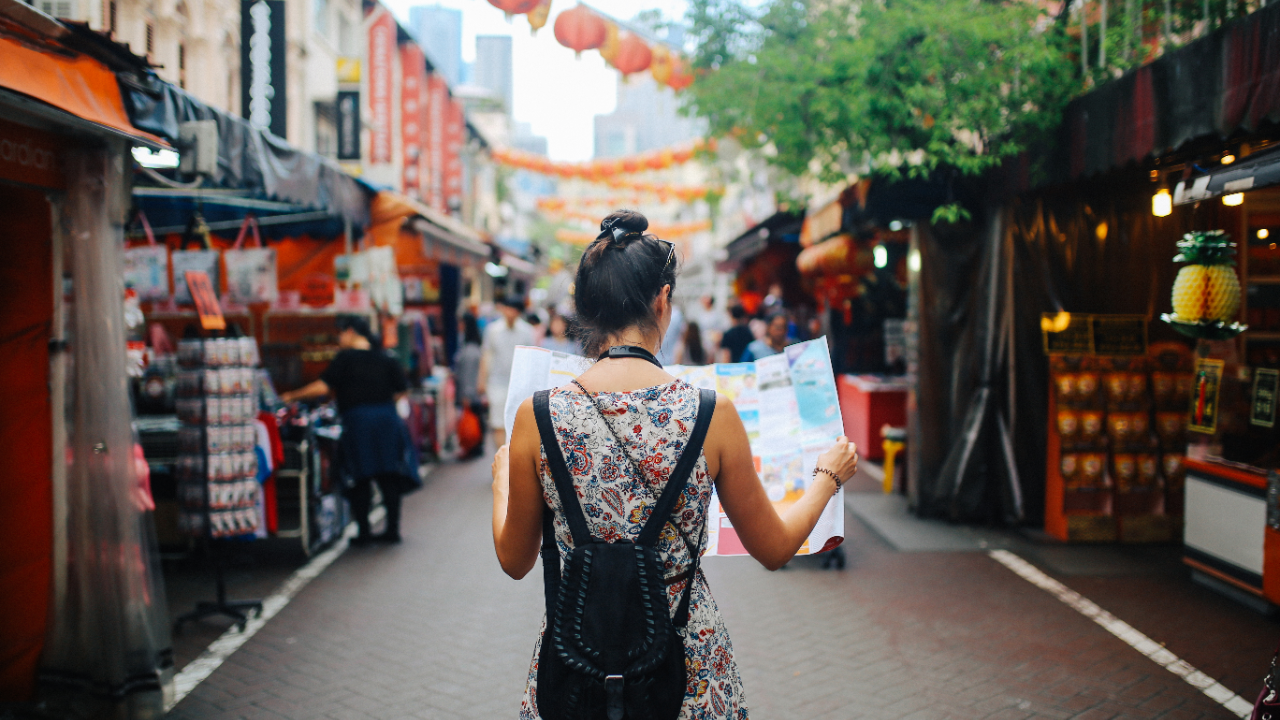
[636,388,717,547]
[533,390,593,548]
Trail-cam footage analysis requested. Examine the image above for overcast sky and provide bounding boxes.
[382,0,690,161]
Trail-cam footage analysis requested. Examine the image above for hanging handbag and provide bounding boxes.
[171,215,220,305]
[223,215,279,304]
[1253,649,1280,720]
[123,211,170,301]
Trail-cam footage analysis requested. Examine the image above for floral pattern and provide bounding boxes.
[519,380,748,720]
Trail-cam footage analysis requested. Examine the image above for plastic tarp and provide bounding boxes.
[909,169,1207,524]
[118,74,371,225]
[39,147,172,715]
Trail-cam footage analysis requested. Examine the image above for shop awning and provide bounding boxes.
[1174,144,1280,205]
[118,74,371,225]
[371,191,489,261]
[128,188,353,240]
[0,13,166,147]
[722,211,804,267]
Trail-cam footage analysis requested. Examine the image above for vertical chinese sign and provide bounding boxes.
[367,10,396,165]
[425,71,446,211]
[241,0,287,138]
[444,95,465,214]
[400,43,426,199]
[336,57,361,162]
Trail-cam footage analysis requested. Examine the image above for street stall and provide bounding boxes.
[720,210,808,316]
[0,7,173,713]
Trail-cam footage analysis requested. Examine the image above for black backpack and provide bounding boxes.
[532,387,717,720]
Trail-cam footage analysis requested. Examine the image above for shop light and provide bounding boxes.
[888,220,904,232]
[1221,153,1236,164]
[1223,193,1244,206]
[1260,229,1271,240]
[1095,222,1108,240]
[485,262,509,278]
[132,146,180,169]
[907,248,922,273]
[873,245,888,268]
[1152,188,1172,217]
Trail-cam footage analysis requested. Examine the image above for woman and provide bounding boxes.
[539,312,580,355]
[741,310,794,362]
[491,210,859,719]
[679,319,708,365]
[281,315,412,545]
[454,313,486,458]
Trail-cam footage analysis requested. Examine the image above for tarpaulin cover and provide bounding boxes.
[1053,2,1280,182]
[119,75,371,225]
[0,186,53,701]
[0,33,164,144]
[909,169,1212,524]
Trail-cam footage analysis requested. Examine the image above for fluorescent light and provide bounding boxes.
[873,245,888,268]
[1152,188,1172,217]
[907,248,921,273]
[1221,154,1236,164]
[485,262,509,278]
[1223,193,1244,206]
[132,146,180,169]
[888,220,903,232]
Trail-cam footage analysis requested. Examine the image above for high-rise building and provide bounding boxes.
[408,4,462,88]
[593,73,704,157]
[473,35,513,115]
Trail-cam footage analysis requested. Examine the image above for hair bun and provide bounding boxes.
[599,209,649,237]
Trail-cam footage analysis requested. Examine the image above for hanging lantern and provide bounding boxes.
[667,57,694,91]
[598,20,620,63]
[488,0,540,14]
[527,0,551,33]
[650,45,673,84]
[1160,230,1247,339]
[554,4,606,57]
[610,33,653,76]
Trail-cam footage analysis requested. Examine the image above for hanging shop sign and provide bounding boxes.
[400,43,427,198]
[1188,357,1224,434]
[0,117,62,190]
[444,96,465,213]
[367,10,396,165]
[241,0,287,139]
[1090,315,1148,357]
[426,73,447,211]
[184,270,226,330]
[336,90,360,160]
[1253,368,1278,429]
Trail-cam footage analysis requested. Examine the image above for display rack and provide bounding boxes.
[173,337,265,631]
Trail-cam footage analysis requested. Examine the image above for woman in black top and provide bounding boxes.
[282,316,413,544]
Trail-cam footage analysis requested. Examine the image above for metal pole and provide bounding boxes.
[1100,0,1108,70]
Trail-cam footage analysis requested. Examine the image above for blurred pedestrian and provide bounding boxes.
[693,294,729,350]
[678,320,708,365]
[741,311,796,362]
[718,305,755,363]
[657,302,684,365]
[281,315,413,544]
[540,312,580,355]
[454,313,483,407]
[479,296,535,449]
[490,209,859,719]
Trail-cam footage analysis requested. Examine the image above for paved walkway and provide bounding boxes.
[167,457,1278,719]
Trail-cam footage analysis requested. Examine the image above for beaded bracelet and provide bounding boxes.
[813,467,843,494]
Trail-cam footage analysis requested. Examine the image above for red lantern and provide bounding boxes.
[610,33,652,76]
[554,4,606,56]
[667,57,694,91]
[488,0,540,15]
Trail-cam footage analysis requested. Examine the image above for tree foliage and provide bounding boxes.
[686,0,1079,186]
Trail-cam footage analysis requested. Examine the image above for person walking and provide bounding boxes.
[490,210,859,719]
[678,320,708,365]
[479,295,535,449]
[281,315,414,544]
[717,305,755,363]
[454,312,485,459]
[741,310,796,362]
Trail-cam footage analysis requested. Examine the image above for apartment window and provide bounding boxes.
[145,22,154,57]
[178,43,186,88]
[38,0,73,18]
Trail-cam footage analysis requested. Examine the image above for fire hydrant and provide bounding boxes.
[881,425,907,494]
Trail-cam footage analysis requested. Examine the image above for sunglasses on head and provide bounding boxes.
[659,239,675,274]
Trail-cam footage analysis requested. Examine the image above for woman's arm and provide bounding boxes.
[280,379,331,404]
[492,397,545,579]
[706,397,858,571]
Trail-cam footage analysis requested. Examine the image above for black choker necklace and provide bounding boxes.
[598,345,663,369]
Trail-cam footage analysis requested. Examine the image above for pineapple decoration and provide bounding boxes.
[1161,230,1247,339]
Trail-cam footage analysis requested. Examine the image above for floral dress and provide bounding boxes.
[520,380,749,720]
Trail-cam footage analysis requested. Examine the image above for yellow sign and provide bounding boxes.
[337,57,361,84]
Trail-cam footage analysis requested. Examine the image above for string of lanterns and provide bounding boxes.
[553,218,711,245]
[490,138,713,179]
[537,196,675,211]
[487,0,696,90]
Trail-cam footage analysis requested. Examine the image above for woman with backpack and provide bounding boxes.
[490,210,860,719]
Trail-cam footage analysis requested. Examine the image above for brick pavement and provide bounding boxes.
[167,456,1275,719]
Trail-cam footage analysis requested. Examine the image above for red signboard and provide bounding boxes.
[444,95,465,213]
[0,117,62,190]
[184,271,226,330]
[367,10,396,165]
[400,43,427,198]
[426,72,447,211]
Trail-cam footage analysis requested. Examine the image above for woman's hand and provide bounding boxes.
[492,444,511,499]
[815,435,859,484]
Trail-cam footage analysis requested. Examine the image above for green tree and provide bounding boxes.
[686,0,1079,216]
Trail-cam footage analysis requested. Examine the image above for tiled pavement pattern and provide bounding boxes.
[167,456,1277,719]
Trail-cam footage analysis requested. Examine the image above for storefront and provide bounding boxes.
[0,9,174,714]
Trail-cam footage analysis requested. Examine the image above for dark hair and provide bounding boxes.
[573,209,678,356]
[461,312,482,345]
[498,294,526,311]
[684,321,706,365]
[730,305,748,322]
[337,314,379,346]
